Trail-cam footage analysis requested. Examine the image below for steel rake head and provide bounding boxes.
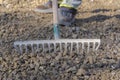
[14,39,100,54]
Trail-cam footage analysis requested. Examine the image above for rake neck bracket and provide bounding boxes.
[54,24,60,39]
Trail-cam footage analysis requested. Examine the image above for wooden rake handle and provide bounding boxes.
[52,0,59,24]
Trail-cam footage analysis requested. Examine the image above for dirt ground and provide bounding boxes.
[0,0,120,80]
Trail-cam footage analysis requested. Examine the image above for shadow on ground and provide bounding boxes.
[75,14,120,26]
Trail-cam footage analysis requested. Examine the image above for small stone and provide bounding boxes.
[39,66,44,70]
[55,53,62,60]
[30,64,35,69]
[72,34,78,38]
[45,54,51,59]
[50,62,55,66]
[84,75,90,79]
[66,66,76,72]
[21,72,27,77]
[75,58,80,64]
[76,68,86,76]
[6,4,12,8]
[88,56,94,64]
[72,76,78,80]
[111,62,120,69]
[111,72,116,76]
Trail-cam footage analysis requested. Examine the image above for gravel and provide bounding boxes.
[0,0,120,80]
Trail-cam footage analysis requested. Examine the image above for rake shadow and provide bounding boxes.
[91,9,112,13]
[75,14,120,26]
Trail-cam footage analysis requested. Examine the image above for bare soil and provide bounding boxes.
[0,0,120,80]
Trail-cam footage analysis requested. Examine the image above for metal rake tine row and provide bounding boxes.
[14,39,100,54]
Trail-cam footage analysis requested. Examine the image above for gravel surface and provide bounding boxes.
[0,0,120,80]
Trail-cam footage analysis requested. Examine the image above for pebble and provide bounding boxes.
[76,68,86,76]
[72,76,79,80]
[66,66,76,72]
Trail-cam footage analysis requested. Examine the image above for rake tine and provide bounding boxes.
[71,43,73,53]
[36,44,39,52]
[48,43,51,53]
[60,43,62,53]
[87,42,90,53]
[82,42,84,50]
[93,42,95,51]
[42,43,45,53]
[95,42,100,50]
[81,42,85,53]
[77,43,79,53]
[14,45,19,53]
[65,43,67,53]
[54,43,56,53]
[31,44,34,53]
[25,44,28,53]
[19,44,23,54]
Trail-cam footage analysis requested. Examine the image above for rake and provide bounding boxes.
[14,0,101,54]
